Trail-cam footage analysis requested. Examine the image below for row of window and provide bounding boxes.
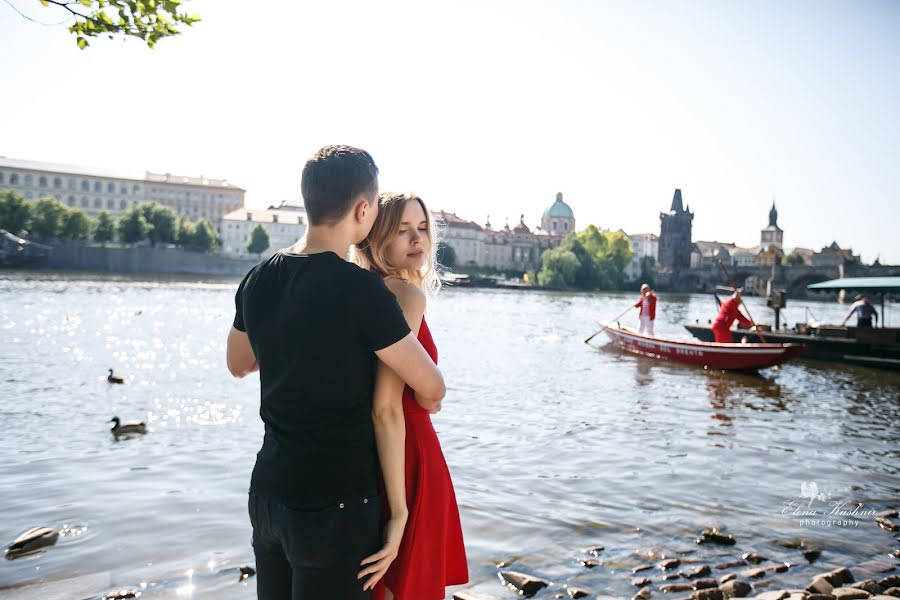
[0,171,142,195]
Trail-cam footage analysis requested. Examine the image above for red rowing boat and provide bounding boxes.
[602,323,807,370]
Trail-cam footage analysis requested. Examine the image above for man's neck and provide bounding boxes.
[292,226,355,260]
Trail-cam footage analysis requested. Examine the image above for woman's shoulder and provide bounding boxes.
[383,276,426,314]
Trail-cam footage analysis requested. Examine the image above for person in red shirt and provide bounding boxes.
[634,283,657,336]
[712,289,755,343]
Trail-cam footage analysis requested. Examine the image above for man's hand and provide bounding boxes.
[358,514,407,591]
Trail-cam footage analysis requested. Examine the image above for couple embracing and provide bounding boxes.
[226,145,468,599]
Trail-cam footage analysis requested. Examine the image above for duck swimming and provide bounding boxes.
[5,527,59,560]
[109,416,146,436]
[107,369,125,384]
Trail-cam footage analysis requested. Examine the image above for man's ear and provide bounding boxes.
[353,196,370,224]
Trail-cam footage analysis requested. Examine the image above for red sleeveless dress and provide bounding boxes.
[373,317,468,600]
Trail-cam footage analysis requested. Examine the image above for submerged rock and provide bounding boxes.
[660,559,682,571]
[498,571,551,597]
[831,588,870,600]
[633,577,653,587]
[875,518,899,532]
[693,578,718,590]
[697,529,736,546]
[742,553,768,564]
[720,579,752,597]
[566,586,591,599]
[740,568,766,579]
[692,589,723,600]
[661,583,695,593]
[633,587,653,600]
[579,558,600,568]
[684,566,712,579]
[716,560,748,570]
[720,573,738,584]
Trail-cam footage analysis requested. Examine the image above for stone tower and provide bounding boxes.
[658,189,694,273]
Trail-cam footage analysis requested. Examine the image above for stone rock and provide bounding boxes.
[567,587,592,599]
[4,527,59,560]
[698,529,737,546]
[754,591,790,600]
[678,549,698,555]
[821,569,856,587]
[580,559,600,568]
[693,579,717,590]
[661,584,696,593]
[855,581,885,595]
[876,518,899,533]
[764,563,791,574]
[660,559,683,571]
[685,566,713,579]
[777,540,805,549]
[586,546,606,556]
[720,579,752,597]
[832,589,870,600]
[740,568,766,579]
[498,571,551,597]
[105,591,139,600]
[691,589,723,600]
[873,597,900,600]
[882,591,900,599]
[788,593,809,600]
[717,560,748,570]
[892,550,900,560]
[454,593,504,600]
[634,564,654,573]
[720,574,738,584]
[632,587,653,600]
[881,579,900,590]
[804,550,823,563]
[660,574,682,581]
[755,581,775,589]
[633,578,652,587]
[742,553,768,564]
[859,563,897,575]
[808,579,835,595]
[806,595,836,600]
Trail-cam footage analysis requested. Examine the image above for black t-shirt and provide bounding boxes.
[233,251,410,509]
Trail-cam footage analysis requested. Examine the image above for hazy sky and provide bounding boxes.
[1,0,898,262]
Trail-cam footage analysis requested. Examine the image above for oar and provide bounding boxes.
[584,304,636,344]
[717,260,767,343]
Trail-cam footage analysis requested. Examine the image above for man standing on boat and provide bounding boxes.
[712,289,755,343]
[634,283,656,336]
[841,295,878,328]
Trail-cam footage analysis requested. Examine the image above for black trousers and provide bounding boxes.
[248,493,381,600]
[857,317,873,328]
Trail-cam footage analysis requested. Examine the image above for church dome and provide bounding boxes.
[543,192,574,220]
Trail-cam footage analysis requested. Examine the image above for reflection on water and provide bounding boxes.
[0,272,898,599]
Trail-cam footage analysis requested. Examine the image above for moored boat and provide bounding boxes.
[603,323,807,371]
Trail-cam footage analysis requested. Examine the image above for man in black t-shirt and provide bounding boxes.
[226,146,445,600]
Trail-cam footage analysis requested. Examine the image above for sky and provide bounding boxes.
[1,0,898,262]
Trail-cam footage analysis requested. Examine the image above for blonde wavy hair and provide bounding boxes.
[353,192,442,298]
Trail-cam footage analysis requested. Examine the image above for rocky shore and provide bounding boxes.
[452,511,899,600]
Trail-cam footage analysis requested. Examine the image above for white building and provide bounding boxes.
[0,156,244,222]
[221,203,307,258]
[625,232,659,281]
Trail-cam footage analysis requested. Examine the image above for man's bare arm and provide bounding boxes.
[226,327,258,378]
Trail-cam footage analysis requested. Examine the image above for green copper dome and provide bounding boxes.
[543,192,574,219]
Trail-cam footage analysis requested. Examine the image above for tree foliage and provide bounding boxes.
[140,202,178,246]
[188,219,218,252]
[36,0,201,49]
[0,189,31,234]
[436,240,456,269]
[536,225,635,290]
[93,210,116,243]
[29,197,69,240]
[782,251,806,266]
[246,223,270,256]
[62,208,91,240]
[117,206,152,243]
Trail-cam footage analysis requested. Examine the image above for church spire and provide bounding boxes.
[769,200,778,227]
[671,189,684,213]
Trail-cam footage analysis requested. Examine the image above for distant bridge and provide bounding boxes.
[660,263,900,296]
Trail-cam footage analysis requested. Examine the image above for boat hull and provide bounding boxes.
[604,325,806,370]
[684,324,900,371]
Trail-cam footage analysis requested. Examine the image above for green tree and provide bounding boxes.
[246,223,270,256]
[140,202,178,246]
[117,206,152,244]
[537,247,580,288]
[34,0,201,49]
[29,197,69,240]
[93,210,116,244]
[175,215,195,246]
[782,251,806,266]
[639,256,656,288]
[436,240,457,269]
[62,208,91,240]
[188,219,218,252]
[0,189,31,234]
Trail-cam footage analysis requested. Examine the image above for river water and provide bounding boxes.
[0,271,897,599]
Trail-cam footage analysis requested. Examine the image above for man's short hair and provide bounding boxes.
[301,145,379,226]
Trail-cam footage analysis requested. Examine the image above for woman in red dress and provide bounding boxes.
[355,192,468,600]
